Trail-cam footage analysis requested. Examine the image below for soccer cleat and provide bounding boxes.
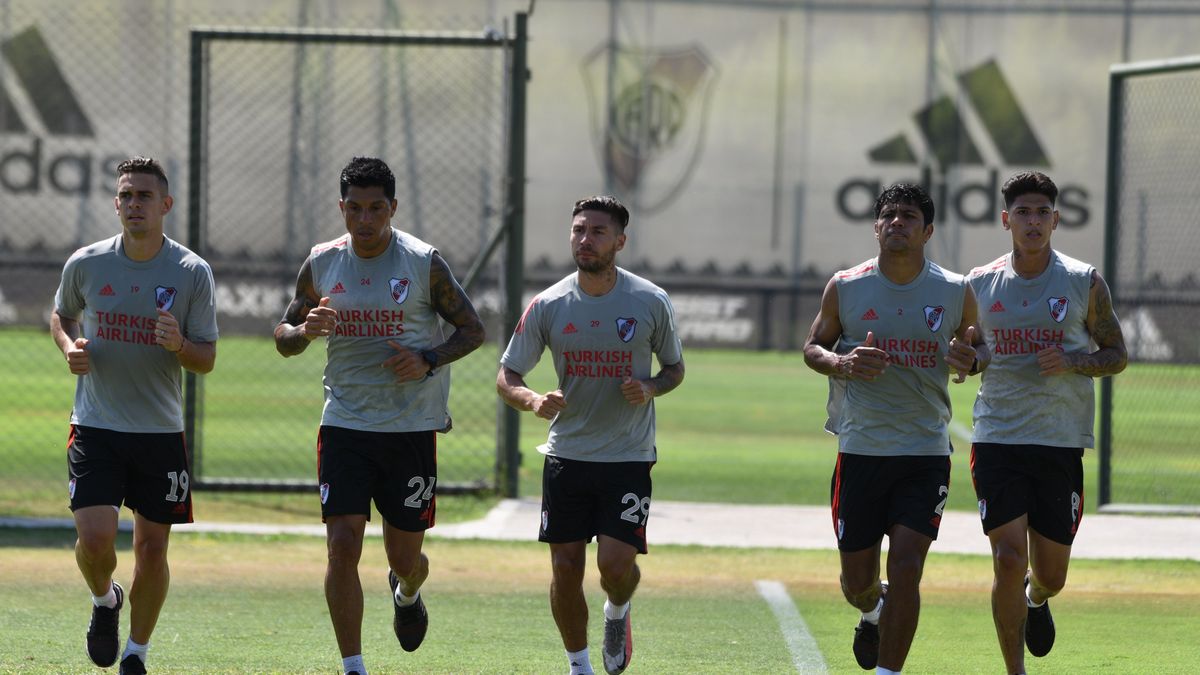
[86,581,124,667]
[602,604,633,675]
[389,569,428,652]
[118,654,147,675]
[852,580,887,670]
[1025,573,1056,657]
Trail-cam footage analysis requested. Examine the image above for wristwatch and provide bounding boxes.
[420,349,439,377]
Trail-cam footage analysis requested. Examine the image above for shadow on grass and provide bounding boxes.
[0,525,136,551]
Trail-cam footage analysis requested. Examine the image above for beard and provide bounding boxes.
[573,247,615,273]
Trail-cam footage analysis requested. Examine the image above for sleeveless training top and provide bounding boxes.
[54,235,220,433]
[309,228,450,433]
[825,258,966,457]
[500,268,683,462]
[968,250,1095,448]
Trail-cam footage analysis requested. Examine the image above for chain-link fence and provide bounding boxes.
[0,1,523,517]
[189,27,514,491]
[1100,55,1200,511]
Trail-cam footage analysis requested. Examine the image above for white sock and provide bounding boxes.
[121,639,148,664]
[567,647,593,674]
[603,599,629,621]
[394,587,419,608]
[862,593,884,624]
[342,654,366,674]
[92,584,118,609]
[877,668,901,674]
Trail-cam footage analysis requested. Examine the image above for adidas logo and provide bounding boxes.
[989,301,1006,312]
[868,59,1047,170]
[329,282,346,294]
[1,26,94,136]
[562,322,578,334]
[1,25,129,199]
[99,284,115,296]
[835,59,1089,229]
[860,309,878,320]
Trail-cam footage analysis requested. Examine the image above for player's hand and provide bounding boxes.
[1036,345,1072,376]
[155,309,184,353]
[382,340,431,382]
[303,297,337,340]
[66,337,90,375]
[621,376,654,405]
[532,390,565,420]
[838,331,889,381]
[947,325,978,383]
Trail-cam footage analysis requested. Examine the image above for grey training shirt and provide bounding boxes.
[54,235,219,433]
[501,268,683,462]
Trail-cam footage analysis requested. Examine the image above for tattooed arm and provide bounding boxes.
[425,252,486,365]
[274,258,334,357]
[621,358,685,405]
[1074,269,1128,376]
[1038,269,1128,377]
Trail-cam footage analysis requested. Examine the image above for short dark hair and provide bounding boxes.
[572,195,630,230]
[1001,171,1058,209]
[340,156,396,200]
[874,183,935,225]
[117,156,168,192]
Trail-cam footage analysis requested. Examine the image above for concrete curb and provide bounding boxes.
[5,499,1198,560]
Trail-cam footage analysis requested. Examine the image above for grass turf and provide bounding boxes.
[2,527,1197,674]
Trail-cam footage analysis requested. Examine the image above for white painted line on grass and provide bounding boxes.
[949,419,972,445]
[755,579,828,674]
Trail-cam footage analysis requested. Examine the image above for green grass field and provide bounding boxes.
[3,328,1199,673]
[3,327,1196,519]
[1,528,1197,674]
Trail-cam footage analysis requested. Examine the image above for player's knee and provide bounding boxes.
[991,543,1028,580]
[550,552,586,584]
[1032,569,1067,597]
[325,531,363,565]
[76,531,115,560]
[597,557,637,589]
[132,534,169,564]
[885,552,926,586]
[390,551,427,580]
[840,575,881,611]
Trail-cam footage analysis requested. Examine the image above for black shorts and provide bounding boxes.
[539,455,653,554]
[67,425,194,524]
[970,442,1084,545]
[317,425,437,531]
[830,452,951,552]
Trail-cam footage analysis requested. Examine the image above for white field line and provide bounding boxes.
[949,419,972,445]
[754,579,828,674]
